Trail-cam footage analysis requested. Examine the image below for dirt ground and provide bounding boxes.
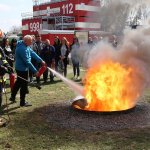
[44,100,150,132]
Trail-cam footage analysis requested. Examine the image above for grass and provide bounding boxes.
[0,66,150,150]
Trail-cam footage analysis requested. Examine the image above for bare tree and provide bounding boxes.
[9,25,22,34]
[127,3,150,28]
[98,0,150,34]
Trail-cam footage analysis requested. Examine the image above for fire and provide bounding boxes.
[82,60,140,112]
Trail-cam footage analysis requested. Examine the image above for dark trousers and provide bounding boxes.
[43,62,54,82]
[43,68,54,82]
[29,69,33,82]
[0,83,2,107]
[73,62,80,77]
[11,70,28,106]
[35,63,41,83]
[63,59,68,77]
[55,58,60,72]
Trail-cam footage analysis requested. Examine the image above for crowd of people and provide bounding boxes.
[0,33,118,126]
[0,34,83,110]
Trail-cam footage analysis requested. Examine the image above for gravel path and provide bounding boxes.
[45,101,150,131]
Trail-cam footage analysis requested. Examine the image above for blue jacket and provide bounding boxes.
[15,40,43,73]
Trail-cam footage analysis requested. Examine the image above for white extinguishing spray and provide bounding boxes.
[47,67,84,96]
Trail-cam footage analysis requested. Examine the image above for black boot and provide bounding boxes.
[36,77,40,84]
[20,96,32,107]
[20,101,32,107]
[20,95,25,106]
[9,94,16,103]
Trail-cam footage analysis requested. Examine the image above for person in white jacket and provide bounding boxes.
[70,37,80,80]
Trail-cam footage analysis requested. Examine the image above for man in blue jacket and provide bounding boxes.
[9,35,45,107]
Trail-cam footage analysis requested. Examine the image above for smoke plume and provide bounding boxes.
[78,0,150,97]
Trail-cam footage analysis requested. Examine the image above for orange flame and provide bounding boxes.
[83,61,140,111]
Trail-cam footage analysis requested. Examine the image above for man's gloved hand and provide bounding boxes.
[41,61,46,66]
[9,58,14,62]
[35,71,39,77]
[7,66,14,74]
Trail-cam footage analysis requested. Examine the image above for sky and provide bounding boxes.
[0,0,33,33]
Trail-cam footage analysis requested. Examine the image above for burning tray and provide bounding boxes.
[71,96,136,114]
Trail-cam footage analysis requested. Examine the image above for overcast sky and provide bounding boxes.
[0,0,33,33]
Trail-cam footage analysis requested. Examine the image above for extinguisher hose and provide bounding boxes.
[17,75,41,90]
[8,66,43,90]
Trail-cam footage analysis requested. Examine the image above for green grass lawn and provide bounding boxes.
[0,67,150,150]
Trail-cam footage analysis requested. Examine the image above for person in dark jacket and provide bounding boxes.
[88,36,94,48]
[41,39,55,82]
[10,38,17,55]
[0,46,13,107]
[0,46,13,126]
[53,36,61,72]
[2,37,14,67]
[32,34,44,84]
[9,35,45,107]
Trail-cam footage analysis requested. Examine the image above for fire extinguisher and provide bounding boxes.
[37,65,47,77]
[10,73,15,90]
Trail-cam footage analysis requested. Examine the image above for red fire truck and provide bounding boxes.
[22,0,107,44]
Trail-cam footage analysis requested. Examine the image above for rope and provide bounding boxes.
[0,79,11,127]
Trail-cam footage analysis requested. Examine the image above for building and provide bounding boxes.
[22,0,103,44]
